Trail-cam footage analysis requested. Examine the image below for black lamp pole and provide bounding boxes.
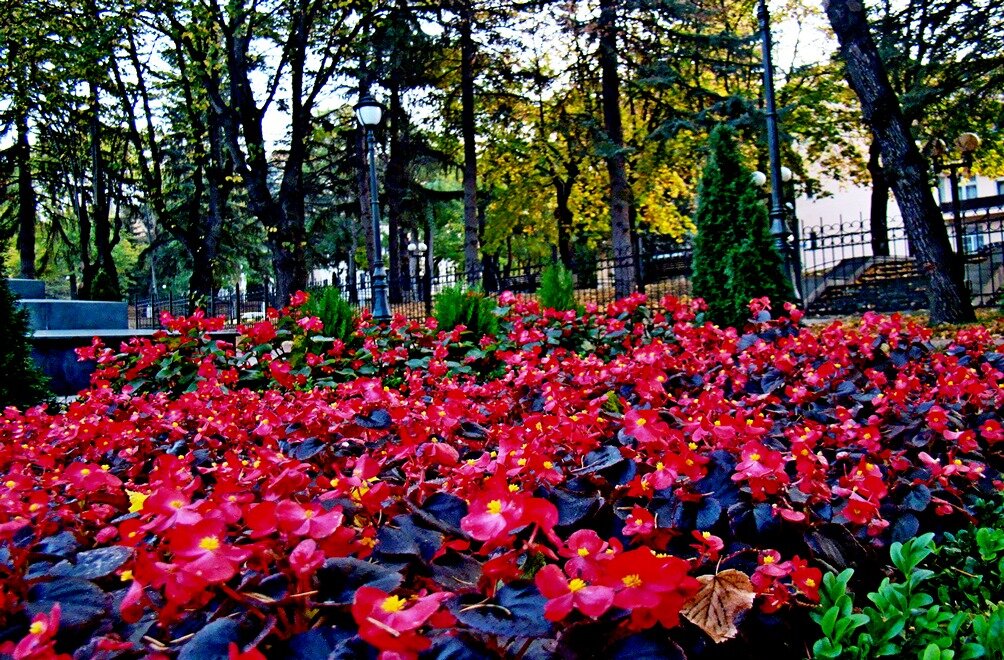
[757,0,800,302]
[356,95,392,322]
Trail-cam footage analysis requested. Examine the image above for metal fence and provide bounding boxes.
[128,203,1004,328]
[800,203,1004,315]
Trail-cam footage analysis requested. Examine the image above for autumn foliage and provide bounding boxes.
[0,293,1002,658]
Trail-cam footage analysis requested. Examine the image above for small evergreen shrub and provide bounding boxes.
[0,266,49,408]
[302,286,357,341]
[433,284,499,338]
[536,263,581,313]
[691,124,793,328]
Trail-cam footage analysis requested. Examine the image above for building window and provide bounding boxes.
[959,177,978,201]
[997,180,1004,196]
[963,231,986,254]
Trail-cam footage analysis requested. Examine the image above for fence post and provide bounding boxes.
[634,235,646,295]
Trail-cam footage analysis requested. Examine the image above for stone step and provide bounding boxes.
[19,299,128,331]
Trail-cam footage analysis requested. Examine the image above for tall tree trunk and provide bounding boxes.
[189,111,227,309]
[387,85,405,303]
[88,80,119,300]
[459,2,481,285]
[553,174,575,269]
[15,109,36,279]
[867,140,890,256]
[598,0,636,298]
[825,0,974,324]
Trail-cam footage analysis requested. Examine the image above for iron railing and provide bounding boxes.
[128,202,1004,328]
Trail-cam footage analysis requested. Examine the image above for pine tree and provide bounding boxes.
[691,125,791,327]
[0,266,49,408]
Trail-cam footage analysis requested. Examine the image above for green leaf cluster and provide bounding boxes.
[536,263,581,314]
[433,284,500,340]
[302,287,358,343]
[812,503,1004,659]
[691,125,792,328]
[0,267,49,409]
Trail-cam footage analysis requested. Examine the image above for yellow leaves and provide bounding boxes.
[680,569,756,644]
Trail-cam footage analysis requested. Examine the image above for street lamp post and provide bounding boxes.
[407,239,428,302]
[752,166,803,300]
[927,132,981,259]
[355,95,392,322]
[756,0,800,303]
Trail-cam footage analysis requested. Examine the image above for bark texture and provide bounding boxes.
[598,0,636,298]
[825,0,974,324]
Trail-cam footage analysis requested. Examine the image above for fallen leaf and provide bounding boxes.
[680,568,756,643]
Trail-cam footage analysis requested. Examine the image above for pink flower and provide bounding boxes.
[534,564,614,621]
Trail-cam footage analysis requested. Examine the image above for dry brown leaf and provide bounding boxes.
[680,568,756,643]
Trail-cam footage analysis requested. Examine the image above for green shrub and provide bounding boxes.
[536,263,581,313]
[0,266,49,408]
[433,284,499,338]
[691,124,792,328]
[812,498,1004,660]
[302,286,358,341]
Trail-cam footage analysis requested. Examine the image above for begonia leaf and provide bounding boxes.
[420,492,468,532]
[288,437,326,461]
[902,485,932,512]
[355,409,391,429]
[450,582,552,638]
[316,558,403,605]
[577,446,623,475]
[375,514,443,561]
[430,550,482,590]
[27,579,110,629]
[609,633,686,659]
[48,546,132,580]
[287,628,354,659]
[34,532,79,558]
[891,513,920,543]
[422,633,494,659]
[178,619,241,660]
[549,487,601,527]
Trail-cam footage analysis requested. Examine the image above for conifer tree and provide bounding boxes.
[0,266,49,408]
[691,125,791,327]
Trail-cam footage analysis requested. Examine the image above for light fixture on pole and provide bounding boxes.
[926,132,981,259]
[355,94,391,322]
[756,0,800,303]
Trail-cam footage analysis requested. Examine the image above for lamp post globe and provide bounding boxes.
[356,94,391,322]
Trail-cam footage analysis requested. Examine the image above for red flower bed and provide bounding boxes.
[1,295,1002,659]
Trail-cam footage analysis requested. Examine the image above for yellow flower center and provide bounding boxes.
[381,595,407,613]
[80,468,91,476]
[804,578,816,588]
[517,458,527,466]
[635,418,647,427]
[702,531,711,539]
[487,499,503,515]
[198,536,221,551]
[577,548,590,557]
[622,574,643,588]
[120,570,133,582]
[543,461,554,469]
[170,499,184,510]
[750,453,761,462]
[29,621,46,636]
[762,555,775,565]
[4,480,15,488]
[568,578,587,592]
[655,462,665,471]
[304,509,315,519]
